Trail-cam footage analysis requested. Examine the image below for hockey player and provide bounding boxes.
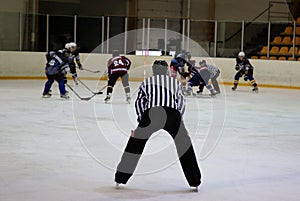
[104,50,131,103]
[115,60,201,191]
[186,62,217,97]
[197,60,220,94]
[42,50,70,99]
[65,42,82,85]
[232,52,258,92]
[170,50,192,90]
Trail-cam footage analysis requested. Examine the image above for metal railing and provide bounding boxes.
[0,11,299,60]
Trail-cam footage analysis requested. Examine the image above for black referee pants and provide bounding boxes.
[115,106,201,187]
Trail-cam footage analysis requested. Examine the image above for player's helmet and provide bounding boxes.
[152,60,169,76]
[69,42,77,48]
[185,51,191,61]
[199,60,206,66]
[176,50,191,62]
[65,43,70,49]
[112,50,120,57]
[238,51,245,57]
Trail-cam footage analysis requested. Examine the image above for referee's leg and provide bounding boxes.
[115,107,167,184]
[163,108,201,187]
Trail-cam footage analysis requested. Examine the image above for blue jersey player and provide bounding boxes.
[170,50,192,90]
[232,52,258,92]
[42,50,70,99]
[65,42,82,85]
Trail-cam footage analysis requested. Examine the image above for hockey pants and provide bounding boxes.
[115,106,201,187]
[43,73,66,95]
[107,73,130,95]
[199,70,220,93]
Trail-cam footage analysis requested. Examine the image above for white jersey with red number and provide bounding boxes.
[107,56,131,75]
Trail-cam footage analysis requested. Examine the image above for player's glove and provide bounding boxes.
[61,66,70,75]
[78,63,83,70]
[63,77,68,84]
[235,65,240,71]
[181,72,190,78]
[244,76,248,81]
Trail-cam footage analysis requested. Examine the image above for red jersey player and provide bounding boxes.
[105,50,132,103]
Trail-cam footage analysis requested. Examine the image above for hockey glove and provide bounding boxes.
[61,66,70,75]
[78,63,83,70]
[244,76,248,81]
[235,65,240,71]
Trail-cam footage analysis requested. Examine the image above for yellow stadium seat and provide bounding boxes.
[271,36,282,44]
[279,47,289,55]
[296,27,300,35]
[297,17,300,24]
[258,46,268,54]
[251,56,258,59]
[295,37,300,45]
[278,57,286,60]
[289,47,298,55]
[260,56,267,60]
[270,46,280,54]
[281,26,293,35]
[269,56,277,60]
[282,37,292,44]
[288,57,295,61]
[279,47,289,54]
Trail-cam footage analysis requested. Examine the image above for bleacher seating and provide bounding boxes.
[260,56,267,60]
[252,18,300,61]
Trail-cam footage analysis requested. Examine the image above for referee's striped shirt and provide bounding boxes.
[135,75,186,122]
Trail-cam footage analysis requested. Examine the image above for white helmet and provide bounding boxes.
[65,43,71,49]
[238,51,245,57]
[69,42,77,48]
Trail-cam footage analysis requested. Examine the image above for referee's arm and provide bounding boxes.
[135,82,147,122]
[176,83,186,115]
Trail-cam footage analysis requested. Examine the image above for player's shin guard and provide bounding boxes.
[43,78,54,94]
[124,86,130,94]
[212,80,220,94]
[58,79,67,95]
[106,86,113,95]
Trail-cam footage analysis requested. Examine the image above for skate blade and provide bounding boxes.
[191,186,198,192]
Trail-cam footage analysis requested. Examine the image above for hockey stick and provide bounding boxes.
[82,68,101,73]
[66,84,106,101]
[77,78,103,95]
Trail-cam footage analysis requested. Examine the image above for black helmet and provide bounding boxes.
[199,60,206,66]
[176,50,191,62]
[152,60,169,76]
[112,50,120,57]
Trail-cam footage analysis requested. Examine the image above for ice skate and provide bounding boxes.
[232,86,237,91]
[190,186,199,192]
[210,90,217,97]
[42,92,52,98]
[196,90,203,95]
[126,94,131,104]
[73,76,79,85]
[252,86,259,93]
[104,94,111,103]
[60,94,70,100]
[115,182,120,189]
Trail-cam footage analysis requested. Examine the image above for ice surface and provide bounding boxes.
[0,80,300,201]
